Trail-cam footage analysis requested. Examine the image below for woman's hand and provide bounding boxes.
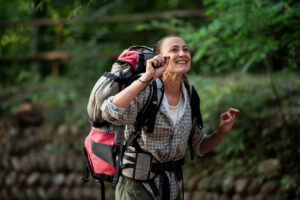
[139,55,169,82]
[217,108,240,136]
[199,108,240,155]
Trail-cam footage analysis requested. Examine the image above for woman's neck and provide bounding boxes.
[161,72,182,105]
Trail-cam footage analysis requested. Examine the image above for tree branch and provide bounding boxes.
[0,10,205,27]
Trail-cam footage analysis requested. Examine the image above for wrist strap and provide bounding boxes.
[138,77,153,84]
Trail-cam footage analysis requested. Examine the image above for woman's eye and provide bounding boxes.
[171,48,178,52]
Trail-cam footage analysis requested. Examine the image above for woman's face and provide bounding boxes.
[160,37,191,74]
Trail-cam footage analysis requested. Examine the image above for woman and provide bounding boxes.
[101,35,240,200]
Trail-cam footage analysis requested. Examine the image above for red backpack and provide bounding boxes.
[82,46,163,199]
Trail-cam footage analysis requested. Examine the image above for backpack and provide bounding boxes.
[82,45,203,200]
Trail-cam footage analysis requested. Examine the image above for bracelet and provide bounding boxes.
[138,77,153,84]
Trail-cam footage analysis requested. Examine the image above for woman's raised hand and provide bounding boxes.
[140,55,169,83]
[217,108,240,136]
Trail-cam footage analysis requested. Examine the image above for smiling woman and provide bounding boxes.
[99,35,240,200]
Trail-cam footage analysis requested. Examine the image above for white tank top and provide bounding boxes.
[168,93,182,125]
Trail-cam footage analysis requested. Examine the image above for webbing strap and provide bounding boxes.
[123,154,136,163]
[99,180,105,200]
[161,172,170,200]
[120,163,135,169]
[149,179,160,197]
[184,83,204,160]
[103,72,131,84]
[146,81,158,133]
[112,136,125,188]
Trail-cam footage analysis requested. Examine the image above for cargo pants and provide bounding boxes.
[115,176,182,200]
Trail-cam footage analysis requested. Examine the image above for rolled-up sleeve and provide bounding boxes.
[101,85,151,125]
[192,125,207,157]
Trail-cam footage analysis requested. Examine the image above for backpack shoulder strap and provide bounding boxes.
[184,83,204,160]
[136,78,164,133]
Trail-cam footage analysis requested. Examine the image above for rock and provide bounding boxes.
[261,180,279,195]
[20,156,31,172]
[219,194,230,200]
[36,187,47,200]
[232,194,242,200]
[5,172,17,186]
[254,193,264,200]
[26,172,40,186]
[40,173,52,187]
[66,156,76,171]
[74,173,83,185]
[28,153,39,171]
[65,173,77,187]
[222,177,235,193]
[235,177,249,194]
[25,188,38,199]
[72,187,82,200]
[82,187,93,199]
[1,189,10,199]
[92,187,102,200]
[2,155,11,170]
[47,187,61,199]
[11,156,22,172]
[56,156,66,172]
[48,155,58,172]
[245,196,256,200]
[18,173,27,186]
[191,191,205,200]
[247,178,260,194]
[38,154,49,171]
[184,191,192,200]
[202,192,219,200]
[53,173,65,186]
[258,159,281,175]
[74,157,84,172]
[61,187,71,199]
[11,186,26,199]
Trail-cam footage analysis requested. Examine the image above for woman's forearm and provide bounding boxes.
[199,127,227,155]
[112,73,152,108]
[199,108,240,155]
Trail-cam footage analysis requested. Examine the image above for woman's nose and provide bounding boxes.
[179,50,185,56]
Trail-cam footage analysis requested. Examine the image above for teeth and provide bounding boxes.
[177,61,187,64]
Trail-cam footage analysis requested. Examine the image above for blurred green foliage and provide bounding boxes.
[0,1,299,195]
[183,0,300,74]
[189,72,300,178]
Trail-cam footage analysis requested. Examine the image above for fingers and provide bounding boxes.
[150,55,168,68]
[220,108,239,124]
[221,112,232,124]
[229,108,240,118]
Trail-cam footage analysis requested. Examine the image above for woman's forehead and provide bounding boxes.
[161,37,187,49]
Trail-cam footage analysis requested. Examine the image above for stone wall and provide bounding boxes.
[0,105,299,200]
[0,120,112,200]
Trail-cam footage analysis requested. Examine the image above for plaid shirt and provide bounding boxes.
[101,80,206,200]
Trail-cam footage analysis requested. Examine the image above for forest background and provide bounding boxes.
[0,0,299,199]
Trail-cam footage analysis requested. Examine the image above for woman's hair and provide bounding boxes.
[153,35,179,56]
[153,35,189,85]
